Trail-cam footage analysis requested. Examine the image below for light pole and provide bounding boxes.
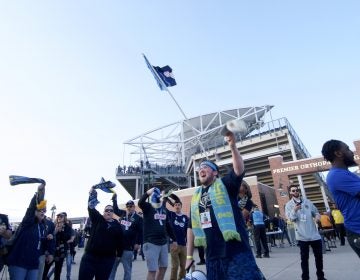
[51,204,56,221]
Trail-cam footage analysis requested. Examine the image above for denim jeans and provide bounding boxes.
[37,255,46,280]
[108,250,133,280]
[66,251,73,279]
[9,265,38,280]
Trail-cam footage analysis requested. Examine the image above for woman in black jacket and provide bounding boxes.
[7,183,49,280]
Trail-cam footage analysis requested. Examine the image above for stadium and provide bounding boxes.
[116,105,339,218]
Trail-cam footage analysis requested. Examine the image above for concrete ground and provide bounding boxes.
[2,239,359,279]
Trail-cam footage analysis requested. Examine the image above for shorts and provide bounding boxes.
[143,242,168,272]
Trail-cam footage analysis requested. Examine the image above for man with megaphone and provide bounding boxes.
[186,131,265,280]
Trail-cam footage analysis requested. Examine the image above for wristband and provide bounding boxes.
[186,256,193,260]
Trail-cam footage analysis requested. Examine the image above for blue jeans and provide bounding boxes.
[66,251,72,279]
[108,250,133,280]
[9,265,38,280]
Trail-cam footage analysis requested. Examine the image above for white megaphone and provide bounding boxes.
[220,119,248,136]
[183,270,207,280]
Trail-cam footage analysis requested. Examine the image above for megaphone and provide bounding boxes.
[182,259,207,280]
[183,270,207,280]
[220,119,248,136]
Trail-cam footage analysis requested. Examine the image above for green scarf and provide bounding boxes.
[191,178,241,247]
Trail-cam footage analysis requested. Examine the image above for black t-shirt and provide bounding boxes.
[190,170,252,260]
[138,193,176,246]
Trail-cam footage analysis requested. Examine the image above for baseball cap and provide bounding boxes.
[57,212,67,217]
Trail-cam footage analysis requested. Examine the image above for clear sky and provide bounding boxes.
[1,1,359,222]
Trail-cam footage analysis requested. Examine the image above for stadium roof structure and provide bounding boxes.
[119,105,331,213]
[123,105,273,170]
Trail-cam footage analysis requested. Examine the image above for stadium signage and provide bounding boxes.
[272,154,359,174]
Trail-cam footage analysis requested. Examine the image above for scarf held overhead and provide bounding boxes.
[191,178,241,247]
[9,175,46,186]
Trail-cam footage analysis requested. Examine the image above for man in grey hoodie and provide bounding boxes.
[285,185,326,280]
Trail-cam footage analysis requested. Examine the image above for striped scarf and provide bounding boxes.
[191,178,241,247]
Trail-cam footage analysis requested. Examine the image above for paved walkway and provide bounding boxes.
[2,240,359,279]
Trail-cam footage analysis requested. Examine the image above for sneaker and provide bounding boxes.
[196,261,206,265]
[263,254,270,258]
[255,255,262,258]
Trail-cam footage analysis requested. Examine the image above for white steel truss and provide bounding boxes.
[123,105,273,169]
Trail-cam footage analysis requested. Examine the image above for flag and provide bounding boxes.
[9,175,46,186]
[93,177,116,194]
[143,54,177,91]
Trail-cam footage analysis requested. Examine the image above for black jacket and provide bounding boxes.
[112,197,143,251]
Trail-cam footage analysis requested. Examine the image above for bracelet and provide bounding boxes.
[186,256,193,260]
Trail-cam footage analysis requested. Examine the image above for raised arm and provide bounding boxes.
[88,187,102,223]
[138,187,155,210]
[112,193,126,217]
[225,132,244,176]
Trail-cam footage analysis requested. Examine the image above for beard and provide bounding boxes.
[199,175,214,187]
[344,156,357,167]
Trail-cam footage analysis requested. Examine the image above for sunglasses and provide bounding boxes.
[104,209,114,213]
[290,189,300,193]
[38,209,47,213]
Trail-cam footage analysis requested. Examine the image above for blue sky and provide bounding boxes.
[1,1,359,221]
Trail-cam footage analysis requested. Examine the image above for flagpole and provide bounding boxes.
[143,54,208,159]
[165,87,208,159]
[165,88,188,121]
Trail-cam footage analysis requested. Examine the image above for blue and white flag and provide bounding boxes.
[9,175,46,186]
[93,177,116,194]
[143,54,177,91]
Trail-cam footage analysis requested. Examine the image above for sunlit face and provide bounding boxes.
[198,165,217,186]
[289,187,300,198]
[103,206,114,221]
[35,209,46,221]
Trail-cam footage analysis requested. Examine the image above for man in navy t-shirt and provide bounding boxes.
[168,201,189,280]
[186,131,265,280]
[322,139,360,258]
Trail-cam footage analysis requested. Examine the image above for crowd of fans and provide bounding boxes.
[0,138,359,280]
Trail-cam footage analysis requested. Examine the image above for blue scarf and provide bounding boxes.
[191,178,241,247]
[9,175,45,186]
